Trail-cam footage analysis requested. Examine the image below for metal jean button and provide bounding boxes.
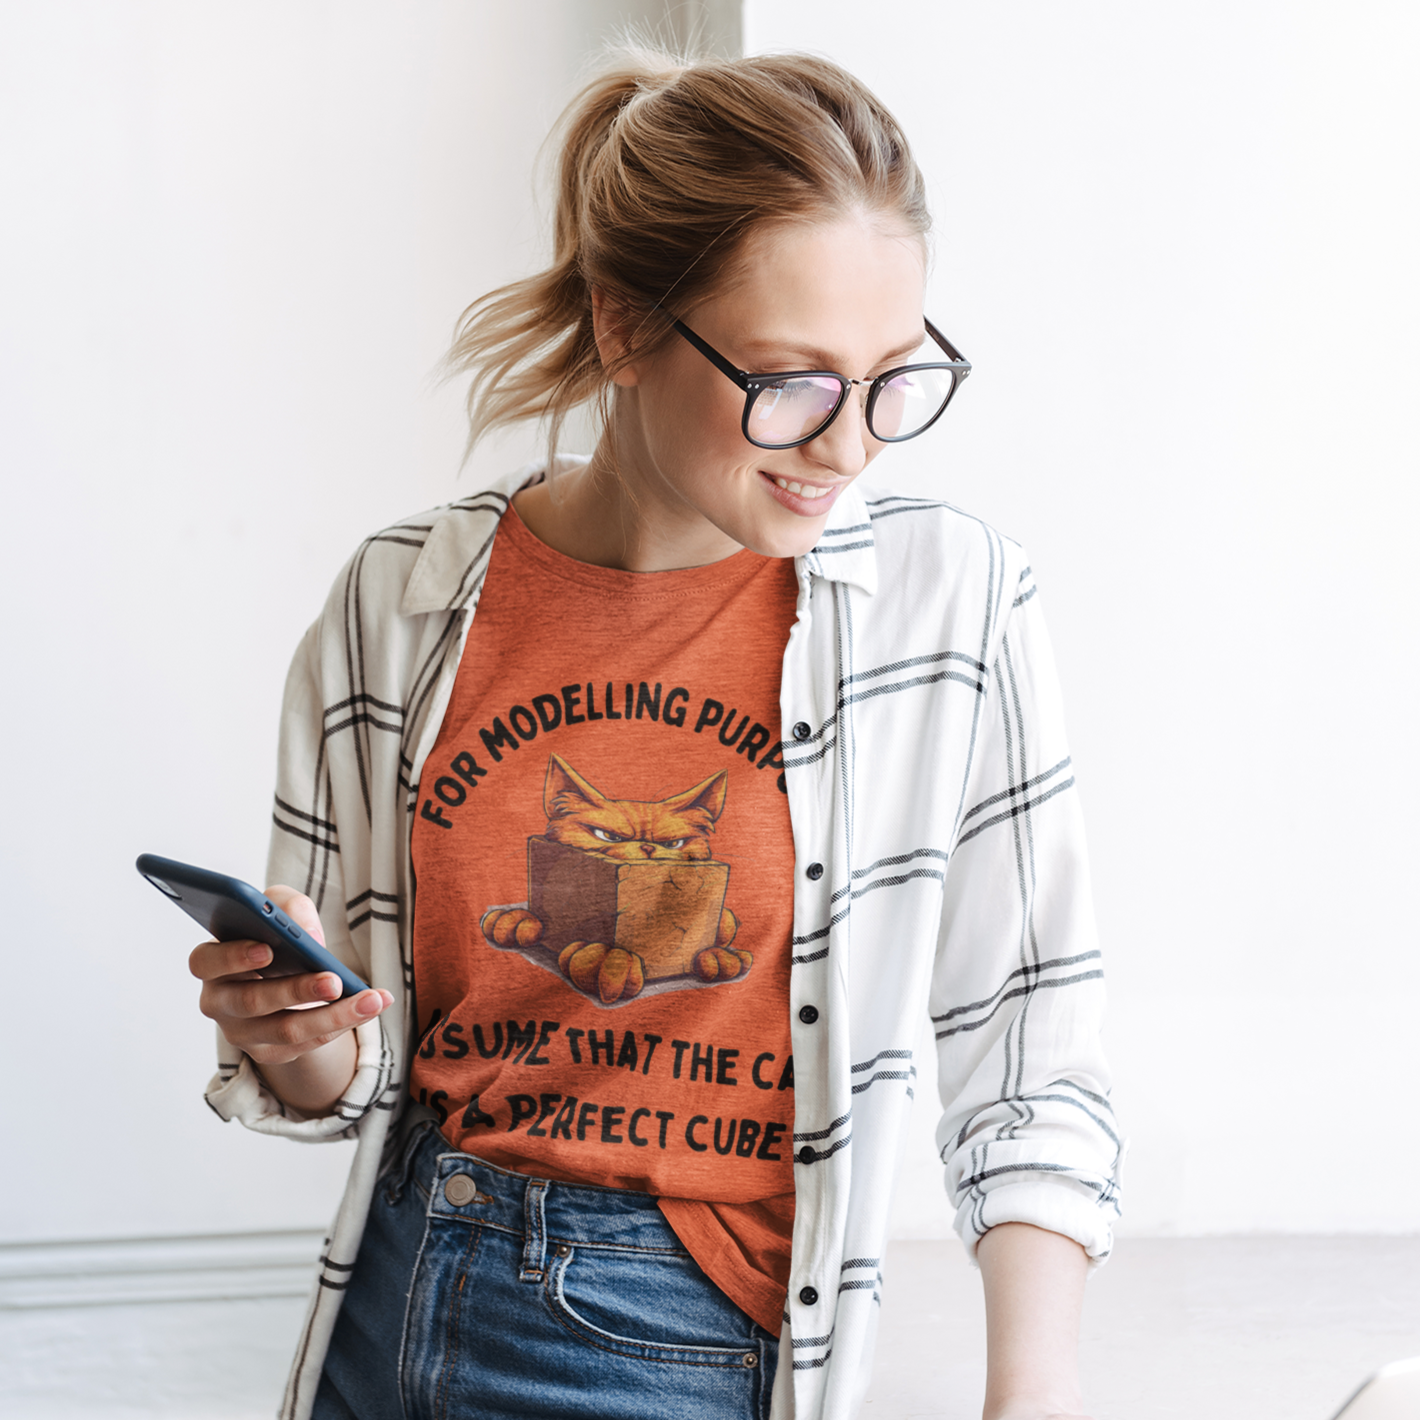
[443,1175,481,1207]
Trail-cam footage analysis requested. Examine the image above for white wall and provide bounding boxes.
[0,0,735,1244]
[743,2,1420,1235]
[3,0,1416,1253]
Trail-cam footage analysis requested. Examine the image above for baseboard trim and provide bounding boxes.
[0,1230,325,1309]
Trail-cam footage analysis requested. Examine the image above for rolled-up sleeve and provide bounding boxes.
[203,612,394,1141]
[931,579,1123,1261]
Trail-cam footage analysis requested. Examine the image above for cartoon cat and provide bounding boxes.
[480,754,749,1004]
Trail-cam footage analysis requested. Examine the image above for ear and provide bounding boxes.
[544,754,608,818]
[664,769,729,825]
[590,285,642,389]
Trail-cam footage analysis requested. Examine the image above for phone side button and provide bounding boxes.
[288,923,302,938]
[272,909,291,930]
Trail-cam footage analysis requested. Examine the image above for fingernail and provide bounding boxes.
[315,975,340,1000]
[247,944,270,966]
[356,990,383,1016]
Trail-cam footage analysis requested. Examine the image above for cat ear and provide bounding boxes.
[665,769,729,824]
[544,754,608,818]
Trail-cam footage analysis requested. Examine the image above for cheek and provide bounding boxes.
[645,366,745,455]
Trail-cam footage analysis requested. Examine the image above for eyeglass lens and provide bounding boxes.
[869,368,956,441]
[748,377,844,446]
[748,367,956,447]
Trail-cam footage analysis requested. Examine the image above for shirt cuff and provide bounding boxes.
[954,1177,1118,1266]
[204,1017,391,1140]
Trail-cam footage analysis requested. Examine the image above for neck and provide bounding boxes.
[513,429,746,573]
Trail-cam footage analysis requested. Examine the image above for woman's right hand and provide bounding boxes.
[189,883,393,1116]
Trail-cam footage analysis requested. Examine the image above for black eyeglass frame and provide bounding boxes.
[659,308,972,450]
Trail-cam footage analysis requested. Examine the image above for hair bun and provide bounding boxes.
[446,50,928,467]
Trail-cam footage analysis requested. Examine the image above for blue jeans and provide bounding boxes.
[314,1124,779,1419]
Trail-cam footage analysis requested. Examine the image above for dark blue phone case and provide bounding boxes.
[137,853,370,998]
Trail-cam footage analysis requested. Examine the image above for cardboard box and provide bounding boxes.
[527,837,729,979]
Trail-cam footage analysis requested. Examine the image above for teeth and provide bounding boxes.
[772,477,829,499]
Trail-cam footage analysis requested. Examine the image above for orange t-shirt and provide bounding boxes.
[409,504,799,1331]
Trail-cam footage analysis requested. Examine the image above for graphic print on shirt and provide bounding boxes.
[480,754,753,1006]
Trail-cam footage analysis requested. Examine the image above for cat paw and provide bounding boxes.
[693,946,754,982]
[480,907,544,949]
[714,908,739,949]
[558,941,645,1004]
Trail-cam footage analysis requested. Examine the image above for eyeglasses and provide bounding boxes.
[660,309,971,450]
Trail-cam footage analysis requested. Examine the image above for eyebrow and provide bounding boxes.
[734,333,926,371]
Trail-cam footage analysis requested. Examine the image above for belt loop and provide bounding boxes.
[519,1179,549,1283]
[382,1114,435,1206]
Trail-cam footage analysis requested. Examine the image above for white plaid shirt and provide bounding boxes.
[207,461,1122,1420]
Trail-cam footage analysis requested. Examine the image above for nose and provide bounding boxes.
[803,387,871,478]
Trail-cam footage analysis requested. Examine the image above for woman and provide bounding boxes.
[192,49,1121,1420]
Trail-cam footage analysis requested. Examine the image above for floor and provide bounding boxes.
[2,1238,1417,1418]
[864,1237,1420,1420]
[0,1293,308,1420]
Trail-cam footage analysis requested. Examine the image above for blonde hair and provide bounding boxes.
[447,49,930,462]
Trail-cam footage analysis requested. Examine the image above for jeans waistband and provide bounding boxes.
[410,1128,686,1282]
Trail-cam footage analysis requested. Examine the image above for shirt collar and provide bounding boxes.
[401,459,878,615]
[399,461,555,615]
[800,482,878,595]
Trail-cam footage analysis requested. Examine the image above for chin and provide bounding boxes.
[741,522,827,561]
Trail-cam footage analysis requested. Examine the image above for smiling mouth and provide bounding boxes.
[768,476,832,500]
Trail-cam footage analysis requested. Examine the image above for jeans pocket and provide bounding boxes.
[545,1243,763,1365]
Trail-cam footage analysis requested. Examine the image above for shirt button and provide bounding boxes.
[797,1145,816,1165]
[799,1286,819,1306]
[798,1005,819,1024]
[793,721,812,741]
[806,862,824,881]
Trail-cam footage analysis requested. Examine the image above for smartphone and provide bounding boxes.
[137,853,370,998]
